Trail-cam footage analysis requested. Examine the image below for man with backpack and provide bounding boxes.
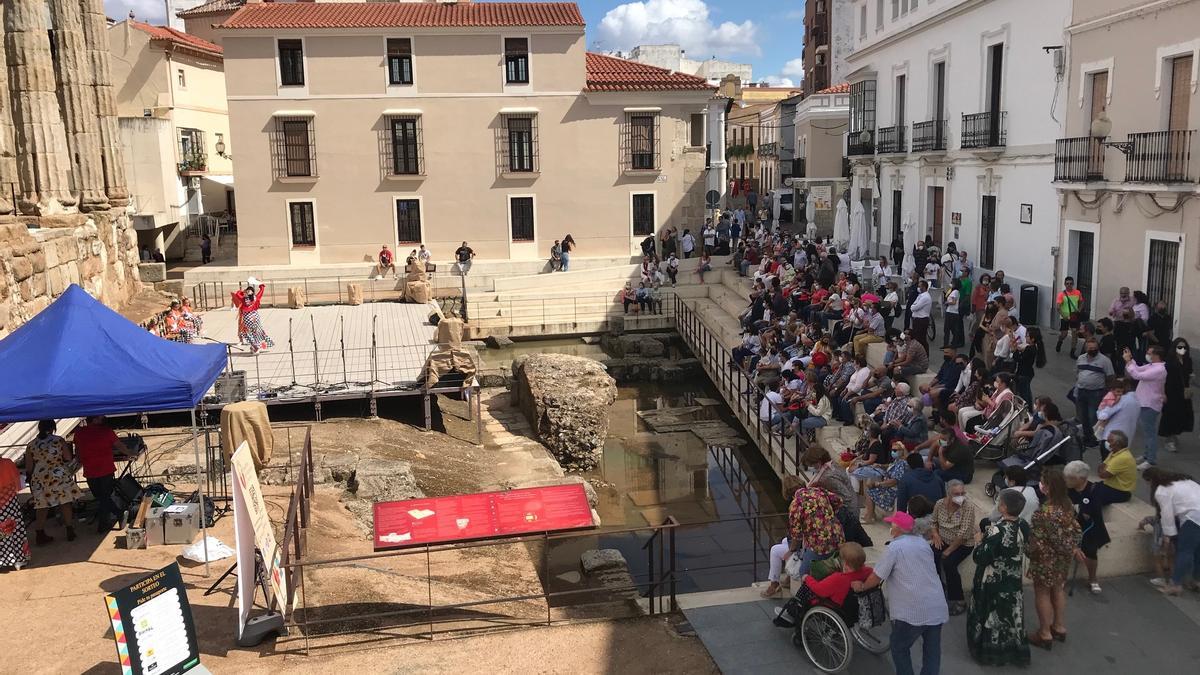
[1056,277,1085,358]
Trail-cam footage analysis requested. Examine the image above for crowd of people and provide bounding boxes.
[721,222,1199,672]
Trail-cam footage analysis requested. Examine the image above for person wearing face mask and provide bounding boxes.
[985,465,1040,526]
[930,480,979,615]
[1073,338,1114,448]
[1026,467,1084,649]
[1108,286,1135,320]
[851,510,948,675]
[1125,345,1167,469]
[863,441,912,524]
[966,488,1031,666]
[1159,338,1194,453]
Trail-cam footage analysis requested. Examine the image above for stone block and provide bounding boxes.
[18,279,34,301]
[347,283,363,306]
[0,303,9,330]
[137,262,166,282]
[28,251,45,273]
[64,260,80,285]
[43,242,58,268]
[288,286,306,309]
[55,237,78,263]
[47,267,67,296]
[29,272,46,297]
[484,335,515,349]
[581,549,627,575]
[436,317,464,346]
[0,223,32,244]
[154,280,184,296]
[10,257,33,281]
[79,256,102,280]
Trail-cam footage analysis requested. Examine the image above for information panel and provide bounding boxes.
[373,484,595,551]
[103,563,201,675]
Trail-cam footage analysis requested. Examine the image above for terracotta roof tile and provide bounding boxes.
[128,20,223,58]
[176,0,243,19]
[816,83,850,94]
[585,53,714,92]
[218,2,585,30]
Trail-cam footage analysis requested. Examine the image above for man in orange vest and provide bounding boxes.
[1056,276,1085,358]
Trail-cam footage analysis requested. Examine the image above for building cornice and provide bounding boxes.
[1067,0,1195,35]
[217,26,584,38]
[847,0,988,64]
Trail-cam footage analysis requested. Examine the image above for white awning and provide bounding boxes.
[499,107,538,114]
[382,108,423,116]
[623,106,663,112]
[204,174,234,186]
[271,110,315,117]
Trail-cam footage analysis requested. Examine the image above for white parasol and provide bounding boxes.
[848,200,868,261]
[833,198,850,249]
[805,192,817,240]
[900,212,918,278]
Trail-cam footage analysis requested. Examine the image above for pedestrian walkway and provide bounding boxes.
[684,576,1200,674]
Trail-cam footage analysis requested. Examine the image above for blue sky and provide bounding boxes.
[104,0,807,85]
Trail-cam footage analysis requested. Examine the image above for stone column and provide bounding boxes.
[4,0,77,213]
[49,0,107,211]
[0,2,17,222]
[79,0,128,206]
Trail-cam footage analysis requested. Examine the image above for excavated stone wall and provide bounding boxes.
[512,353,618,472]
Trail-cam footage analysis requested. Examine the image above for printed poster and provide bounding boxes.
[103,563,201,675]
[231,441,287,634]
[811,185,833,210]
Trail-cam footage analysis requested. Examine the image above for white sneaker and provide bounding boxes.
[1137,460,1153,471]
[1165,440,1179,453]
[1150,577,1168,587]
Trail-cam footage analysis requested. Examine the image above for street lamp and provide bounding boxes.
[215,133,230,158]
[1091,111,1133,155]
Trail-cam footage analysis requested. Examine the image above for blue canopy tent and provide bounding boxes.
[0,284,227,422]
[0,285,227,571]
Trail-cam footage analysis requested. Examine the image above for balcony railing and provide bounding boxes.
[877,125,907,154]
[846,130,874,157]
[961,111,1007,149]
[1054,137,1106,182]
[758,141,778,157]
[1125,130,1196,183]
[912,120,948,152]
[177,153,207,174]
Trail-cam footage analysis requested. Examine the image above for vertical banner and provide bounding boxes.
[230,442,287,637]
[102,563,201,675]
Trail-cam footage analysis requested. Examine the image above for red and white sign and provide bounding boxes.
[372,484,595,551]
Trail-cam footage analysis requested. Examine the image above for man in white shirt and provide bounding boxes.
[759,381,786,431]
[909,281,933,353]
[702,221,717,255]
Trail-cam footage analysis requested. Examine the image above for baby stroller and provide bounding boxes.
[984,435,1072,499]
[774,581,890,673]
[970,397,1028,462]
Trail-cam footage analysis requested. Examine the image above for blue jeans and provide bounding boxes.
[801,416,827,432]
[1074,387,1104,443]
[1173,519,1200,586]
[1138,406,1162,464]
[890,620,942,675]
[796,547,833,577]
[560,250,570,271]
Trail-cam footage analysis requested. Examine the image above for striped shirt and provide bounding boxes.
[873,534,949,626]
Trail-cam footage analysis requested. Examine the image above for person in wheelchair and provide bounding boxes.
[783,542,874,614]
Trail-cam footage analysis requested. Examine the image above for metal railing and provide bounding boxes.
[190,276,424,312]
[911,120,948,152]
[1054,136,1106,182]
[476,289,677,328]
[276,426,316,619]
[758,141,778,157]
[961,111,1007,149]
[1125,129,1196,183]
[876,125,907,154]
[673,295,811,481]
[846,130,875,156]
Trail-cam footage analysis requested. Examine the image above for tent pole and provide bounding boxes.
[191,407,210,577]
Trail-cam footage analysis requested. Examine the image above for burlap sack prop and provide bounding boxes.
[288,286,306,309]
[436,317,464,346]
[347,283,364,306]
[405,262,428,281]
[405,280,432,303]
[422,346,477,388]
[220,400,274,470]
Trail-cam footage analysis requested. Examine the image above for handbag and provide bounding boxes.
[784,552,805,580]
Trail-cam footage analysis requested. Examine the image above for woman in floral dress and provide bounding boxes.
[968,488,1032,666]
[231,282,273,353]
[0,458,31,569]
[24,420,81,544]
[863,441,910,524]
[1026,466,1082,649]
[786,485,846,578]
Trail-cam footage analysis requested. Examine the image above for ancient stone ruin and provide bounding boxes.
[0,0,141,337]
[512,353,618,471]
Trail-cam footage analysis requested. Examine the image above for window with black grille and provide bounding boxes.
[396,199,422,244]
[278,39,304,86]
[273,117,316,178]
[624,112,662,170]
[289,201,315,246]
[505,38,529,84]
[510,197,535,241]
[500,114,537,173]
[387,38,413,86]
[387,117,422,175]
[632,194,655,236]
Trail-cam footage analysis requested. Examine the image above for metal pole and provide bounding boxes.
[288,317,297,386]
[310,314,320,389]
[190,408,210,577]
[339,315,348,386]
[460,267,469,322]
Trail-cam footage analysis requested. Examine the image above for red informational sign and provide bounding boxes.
[372,484,595,551]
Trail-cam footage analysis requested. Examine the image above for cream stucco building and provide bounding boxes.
[108,19,233,258]
[214,1,714,266]
[1054,0,1199,343]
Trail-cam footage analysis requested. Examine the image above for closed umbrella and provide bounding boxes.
[833,198,850,248]
[805,192,816,239]
[901,212,918,278]
[848,200,867,261]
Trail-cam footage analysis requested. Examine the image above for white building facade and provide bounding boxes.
[627,44,753,85]
[844,0,1070,326]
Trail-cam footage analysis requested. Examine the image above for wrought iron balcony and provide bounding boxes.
[912,120,948,152]
[961,111,1007,149]
[1124,129,1196,183]
[177,152,207,175]
[877,125,907,154]
[846,130,874,157]
[1054,137,1105,182]
[758,141,778,157]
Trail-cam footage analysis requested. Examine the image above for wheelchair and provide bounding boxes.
[780,586,891,673]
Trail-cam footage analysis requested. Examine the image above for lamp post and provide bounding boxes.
[1092,111,1133,155]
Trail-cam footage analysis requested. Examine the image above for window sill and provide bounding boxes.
[277,176,319,184]
[623,168,662,177]
[385,173,427,181]
[501,171,540,179]
[291,245,316,249]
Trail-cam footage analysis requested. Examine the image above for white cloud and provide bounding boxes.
[781,57,806,81]
[759,75,796,87]
[105,0,168,24]
[784,10,806,20]
[599,0,761,59]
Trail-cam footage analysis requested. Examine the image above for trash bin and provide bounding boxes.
[1019,284,1039,326]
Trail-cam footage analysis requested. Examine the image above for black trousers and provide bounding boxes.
[87,474,117,526]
